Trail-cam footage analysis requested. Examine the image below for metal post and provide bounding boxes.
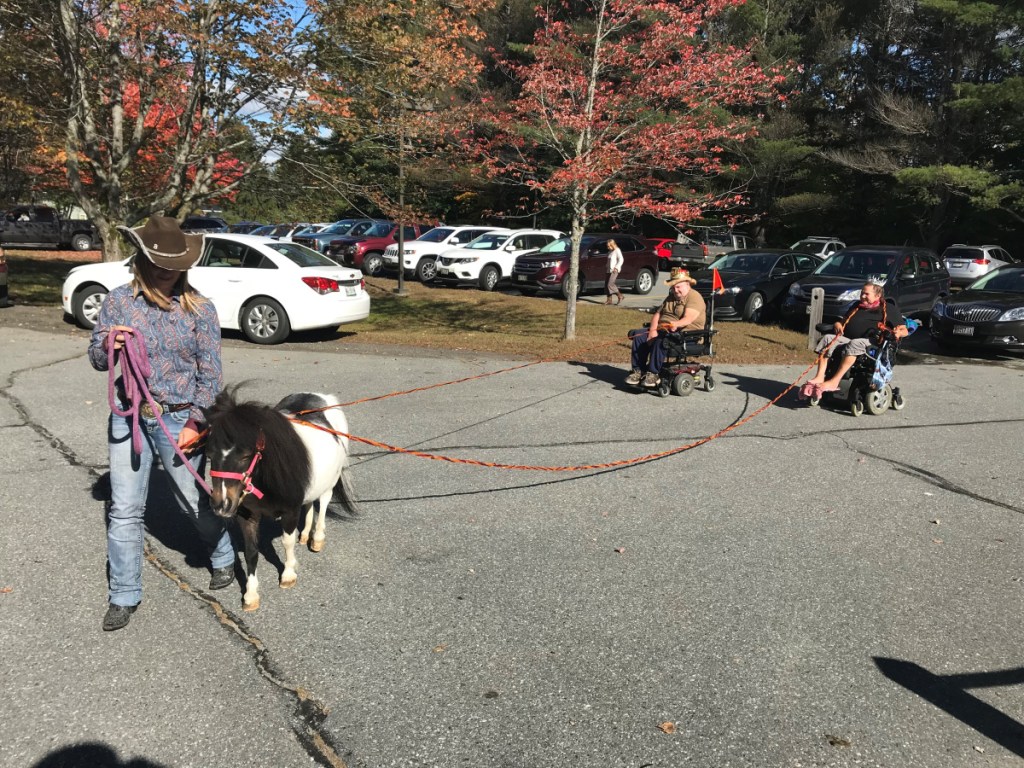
[807,287,825,351]
[394,117,408,297]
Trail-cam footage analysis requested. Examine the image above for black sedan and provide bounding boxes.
[694,249,822,322]
[930,264,1024,351]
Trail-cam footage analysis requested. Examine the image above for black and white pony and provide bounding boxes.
[204,389,358,611]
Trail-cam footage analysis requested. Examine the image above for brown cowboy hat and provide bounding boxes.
[664,267,696,286]
[118,215,204,271]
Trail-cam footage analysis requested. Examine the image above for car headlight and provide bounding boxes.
[998,306,1024,322]
[788,283,804,298]
[837,288,860,302]
[455,257,478,264]
[726,286,742,294]
[931,300,945,317]
[403,249,416,255]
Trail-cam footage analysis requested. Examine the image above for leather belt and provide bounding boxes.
[141,402,190,419]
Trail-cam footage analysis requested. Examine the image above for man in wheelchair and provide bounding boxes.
[626,268,707,387]
[808,282,908,392]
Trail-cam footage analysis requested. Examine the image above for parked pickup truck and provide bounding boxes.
[0,204,99,251]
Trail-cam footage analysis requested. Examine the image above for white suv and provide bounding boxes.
[791,236,845,259]
[382,225,506,282]
[435,228,565,291]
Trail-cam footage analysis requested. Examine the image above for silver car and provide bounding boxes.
[942,244,1016,287]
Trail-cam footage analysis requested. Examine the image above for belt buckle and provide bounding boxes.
[141,402,163,419]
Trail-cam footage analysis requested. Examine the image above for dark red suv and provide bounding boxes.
[328,221,433,276]
[511,233,659,298]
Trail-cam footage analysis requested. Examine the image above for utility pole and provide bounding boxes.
[394,110,408,297]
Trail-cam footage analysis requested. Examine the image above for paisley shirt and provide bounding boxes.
[88,284,223,423]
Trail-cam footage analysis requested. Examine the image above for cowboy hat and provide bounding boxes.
[665,267,696,286]
[118,215,204,271]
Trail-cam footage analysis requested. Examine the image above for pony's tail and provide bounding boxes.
[328,466,361,519]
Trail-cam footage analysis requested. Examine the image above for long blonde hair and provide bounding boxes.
[131,253,207,314]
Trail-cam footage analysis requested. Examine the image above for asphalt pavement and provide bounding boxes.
[1,320,1022,768]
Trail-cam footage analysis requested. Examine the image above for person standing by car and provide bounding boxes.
[626,268,706,387]
[88,216,235,632]
[0,245,12,308]
[605,239,624,305]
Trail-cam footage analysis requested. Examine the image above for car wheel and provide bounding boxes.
[671,375,694,396]
[561,273,582,300]
[742,291,765,322]
[865,384,892,415]
[73,284,108,329]
[362,253,384,277]
[70,233,93,252]
[241,298,291,344]
[416,258,437,283]
[633,268,655,295]
[479,265,500,292]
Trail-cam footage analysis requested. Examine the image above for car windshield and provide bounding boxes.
[249,225,275,236]
[465,233,507,250]
[418,228,455,243]
[813,250,896,281]
[535,237,600,256]
[710,252,778,272]
[269,242,342,267]
[347,221,374,236]
[968,268,1024,293]
[321,221,358,235]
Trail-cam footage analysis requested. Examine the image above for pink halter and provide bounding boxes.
[210,434,266,500]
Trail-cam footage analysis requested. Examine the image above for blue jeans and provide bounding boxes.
[630,330,667,374]
[107,410,234,607]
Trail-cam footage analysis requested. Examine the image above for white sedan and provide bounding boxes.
[61,233,370,344]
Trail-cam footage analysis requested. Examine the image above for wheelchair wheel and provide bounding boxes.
[865,384,892,415]
[656,379,671,397]
[807,396,820,407]
[672,375,694,397]
[891,392,906,410]
[704,375,716,392]
[849,397,865,417]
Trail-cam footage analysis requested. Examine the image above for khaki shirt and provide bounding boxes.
[659,290,706,330]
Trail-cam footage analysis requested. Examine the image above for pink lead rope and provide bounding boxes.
[107,328,212,495]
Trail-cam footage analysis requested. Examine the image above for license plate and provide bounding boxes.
[517,274,528,282]
[345,286,356,296]
[949,262,965,268]
[438,267,450,275]
[953,325,974,336]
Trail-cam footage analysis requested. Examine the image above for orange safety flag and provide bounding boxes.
[711,267,725,294]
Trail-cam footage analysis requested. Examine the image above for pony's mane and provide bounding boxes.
[206,389,311,508]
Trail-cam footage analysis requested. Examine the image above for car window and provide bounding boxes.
[794,254,817,270]
[401,226,418,240]
[348,221,374,236]
[943,247,982,260]
[916,253,933,273]
[321,221,356,235]
[814,250,897,280]
[466,233,506,250]
[202,241,271,269]
[536,237,573,255]
[774,254,795,273]
[34,207,56,223]
[899,255,917,277]
[268,242,339,267]
[418,228,455,243]
[622,237,643,252]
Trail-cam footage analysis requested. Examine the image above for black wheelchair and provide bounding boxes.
[629,298,718,397]
[805,322,910,416]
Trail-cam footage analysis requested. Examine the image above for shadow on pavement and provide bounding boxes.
[31,742,169,768]
[874,657,1024,757]
[717,370,806,411]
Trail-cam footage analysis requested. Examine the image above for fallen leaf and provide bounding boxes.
[974,745,985,754]
[614,547,625,554]
[432,644,447,653]
[0,586,11,594]
[483,690,499,699]
[932,538,943,544]
[857,457,866,464]
[923,492,933,496]
[657,721,676,734]
[825,734,851,747]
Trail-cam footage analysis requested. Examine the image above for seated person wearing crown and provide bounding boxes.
[808,281,907,391]
[626,268,707,388]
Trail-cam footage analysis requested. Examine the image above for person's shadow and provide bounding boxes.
[32,742,169,768]
[567,360,647,393]
[716,369,806,411]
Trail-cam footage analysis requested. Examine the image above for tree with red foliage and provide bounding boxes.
[469,0,787,339]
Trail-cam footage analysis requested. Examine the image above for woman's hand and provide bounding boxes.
[107,325,133,351]
[178,418,201,451]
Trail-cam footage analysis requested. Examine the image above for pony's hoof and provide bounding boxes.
[242,597,261,611]
[280,577,297,589]
[309,537,325,553]
[299,534,309,545]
